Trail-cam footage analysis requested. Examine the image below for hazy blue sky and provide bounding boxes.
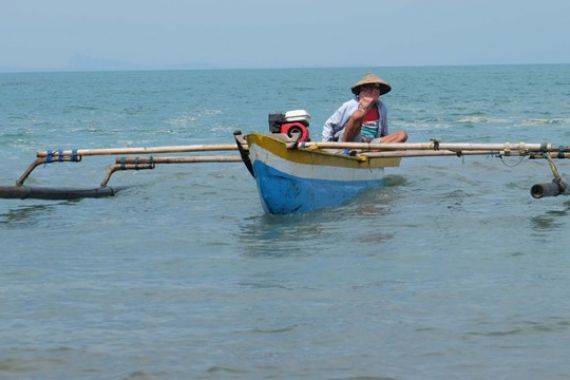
[1,0,569,71]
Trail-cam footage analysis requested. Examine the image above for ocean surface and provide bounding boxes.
[1,65,570,379]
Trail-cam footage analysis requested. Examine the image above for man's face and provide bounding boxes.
[359,85,380,101]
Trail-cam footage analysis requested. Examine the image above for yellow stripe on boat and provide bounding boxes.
[246,133,401,169]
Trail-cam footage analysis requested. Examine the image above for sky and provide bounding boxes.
[1,0,569,72]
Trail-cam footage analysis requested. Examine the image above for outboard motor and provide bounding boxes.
[268,110,311,142]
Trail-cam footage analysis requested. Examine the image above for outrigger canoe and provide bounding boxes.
[1,131,569,214]
[243,133,400,214]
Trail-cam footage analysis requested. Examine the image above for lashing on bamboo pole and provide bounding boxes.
[17,153,83,186]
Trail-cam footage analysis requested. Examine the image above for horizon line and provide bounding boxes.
[1,61,569,75]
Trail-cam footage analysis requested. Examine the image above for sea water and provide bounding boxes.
[1,65,570,379]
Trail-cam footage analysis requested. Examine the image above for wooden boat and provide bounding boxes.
[244,133,401,214]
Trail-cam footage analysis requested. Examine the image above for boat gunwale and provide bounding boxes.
[245,133,401,169]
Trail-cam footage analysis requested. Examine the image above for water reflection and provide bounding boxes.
[237,184,401,257]
[383,174,407,187]
[238,212,335,257]
[0,204,56,226]
[529,200,570,232]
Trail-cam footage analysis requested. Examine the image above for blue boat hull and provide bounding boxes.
[253,160,384,214]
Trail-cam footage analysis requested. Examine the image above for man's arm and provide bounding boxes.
[322,106,344,141]
[340,106,366,142]
[340,96,375,142]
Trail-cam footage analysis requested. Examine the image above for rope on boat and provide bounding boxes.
[498,154,526,168]
[430,138,440,150]
[546,154,563,183]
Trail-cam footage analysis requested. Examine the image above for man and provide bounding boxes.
[322,73,408,143]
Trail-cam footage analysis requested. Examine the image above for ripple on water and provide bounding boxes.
[467,318,570,338]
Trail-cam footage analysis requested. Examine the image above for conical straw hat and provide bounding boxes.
[351,73,391,95]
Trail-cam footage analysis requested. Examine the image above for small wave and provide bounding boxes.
[396,120,454,131]
[239,282,289,289]
[122,370,154,380]
[458,116,510,124]
[7,115,29,121]
[67,105,98,111]
[468,328,523,337]
[520,118,570,126]
[210,124,240,135]
[0,81,30,88]
[166,110,223,128]
[333,376,398,380]
[250,325,298,334]
[206,366,250,374]
[156,129,179,135]
[0,357,34,373]
[468,319,570,338]
[0,346,110,378]
[166,113,197,128]
[122,106,145,115]
[0,130,35,139]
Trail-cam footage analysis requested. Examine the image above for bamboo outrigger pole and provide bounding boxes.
[15,144,245,187]
[292,141,570,153]
[360,151,570,158]
[35,143,240,158]
[100,155,243,187]
[363,150,504,158]
[33,141,570,160]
